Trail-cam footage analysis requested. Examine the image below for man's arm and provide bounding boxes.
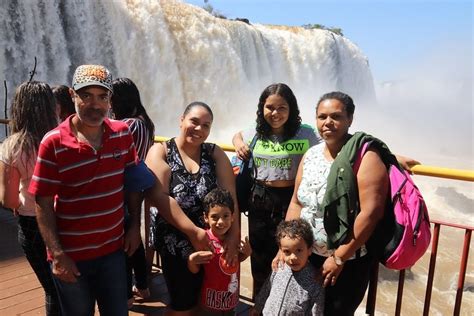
[35,195,80,282]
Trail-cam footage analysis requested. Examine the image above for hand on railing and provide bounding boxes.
[395,154,421,173]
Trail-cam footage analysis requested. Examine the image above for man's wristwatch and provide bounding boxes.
[332,254,344,266]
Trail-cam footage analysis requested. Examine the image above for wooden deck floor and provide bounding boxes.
[0,210,252,315]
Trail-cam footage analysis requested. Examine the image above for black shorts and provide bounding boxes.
[159,249,203,311]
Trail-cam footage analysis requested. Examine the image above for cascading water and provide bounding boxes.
[0,0,374,141]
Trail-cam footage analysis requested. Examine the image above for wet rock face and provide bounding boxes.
[234,18,250,25]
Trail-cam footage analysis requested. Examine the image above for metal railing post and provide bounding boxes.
[423,223,440,316]
[366,262,379,315]
[453,229,472,316]
[395,269,406,316]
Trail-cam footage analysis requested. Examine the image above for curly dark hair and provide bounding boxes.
[111,78,155,144]
[255,83,301,141]
[9,81,58,160]
[203,187,234,215]
[276,219,314,249]
[316,91,355,117]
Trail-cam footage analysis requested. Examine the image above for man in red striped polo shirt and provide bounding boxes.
[29,65,141,316]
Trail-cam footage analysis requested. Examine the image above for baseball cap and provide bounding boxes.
[72,64,113,93]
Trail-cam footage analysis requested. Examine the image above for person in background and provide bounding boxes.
[52,85,75,122]
[0,81,61,315]
[28,64,143,315]
[111,77,154,308]
[145,101,240,315]
[111,78,155,159]
[232,83,320,297]
[282,91,402,315]
[188,187,251,315]
[251,219,324,315]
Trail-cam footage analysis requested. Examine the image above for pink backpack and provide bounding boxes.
[354,142,431,270]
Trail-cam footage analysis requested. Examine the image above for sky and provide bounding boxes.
[183,0,472,83]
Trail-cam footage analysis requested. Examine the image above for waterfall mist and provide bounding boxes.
[359,40,472,170]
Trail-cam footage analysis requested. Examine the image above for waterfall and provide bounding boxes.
[0,0,375,141]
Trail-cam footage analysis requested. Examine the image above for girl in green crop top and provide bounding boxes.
[232,83,320,297]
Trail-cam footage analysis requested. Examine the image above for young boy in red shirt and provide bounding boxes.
[188,187,252,315]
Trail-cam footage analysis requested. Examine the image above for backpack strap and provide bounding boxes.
[249,134,258,150]
[353,141,372,174]
[352,140,373,259]
[246,135,258,173]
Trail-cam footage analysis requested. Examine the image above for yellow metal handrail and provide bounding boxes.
[154,136,474,182]
[410,165,474,182]
[154,136,236,152]
[1,118,472,181]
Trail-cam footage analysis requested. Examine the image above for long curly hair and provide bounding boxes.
[111,78,155,144]
[8,81,58,161]
[255,83,301,141]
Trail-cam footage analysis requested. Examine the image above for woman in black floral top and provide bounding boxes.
[145,101,239,314]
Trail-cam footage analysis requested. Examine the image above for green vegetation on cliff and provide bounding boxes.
[202,0,227,19]
[302,24,344,36]
[199,1,343,35]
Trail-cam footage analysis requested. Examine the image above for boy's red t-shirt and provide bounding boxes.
[200,229,240,312]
